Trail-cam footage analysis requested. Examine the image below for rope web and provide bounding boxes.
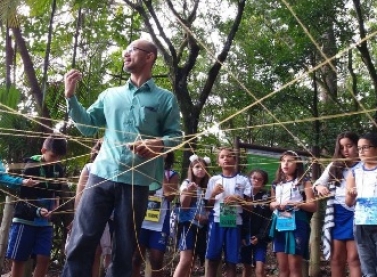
[0,0,376,274]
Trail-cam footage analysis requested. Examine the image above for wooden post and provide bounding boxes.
[0,196,15,274]
[234,137,240,173]
[309,146,321,277]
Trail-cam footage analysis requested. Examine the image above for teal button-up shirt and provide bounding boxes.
[0,161,23,189]
[66,79,181,186]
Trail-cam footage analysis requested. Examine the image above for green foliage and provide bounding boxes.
[2,0,377,270]
[0,0,19,27]
[1,0,377,189]
[0,85,37,161]
[0,84,20,108]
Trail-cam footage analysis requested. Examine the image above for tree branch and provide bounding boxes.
[166,0,187,25]
[138,0,178,66]
[198,0,246,111]
[166,0,200,74]
[176,36,188,62]
[41,0,57,107]
[187,0,199,25]
[353,0,377,98]
[348,49,360,111]
[12,27,43,109]
[12,27,52,128]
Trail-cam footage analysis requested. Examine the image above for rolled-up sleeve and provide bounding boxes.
[0,162,23,189]
[66,94,107,136]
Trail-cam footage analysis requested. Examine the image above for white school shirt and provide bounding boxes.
[274,179,304,215]
[314,162,360,211]
[204,173,251,225]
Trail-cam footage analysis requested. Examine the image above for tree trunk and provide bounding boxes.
[11,27,52,132]
[319,24,337,101]
[352,0,377,125]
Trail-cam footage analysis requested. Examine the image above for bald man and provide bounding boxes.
[62,39,181,277]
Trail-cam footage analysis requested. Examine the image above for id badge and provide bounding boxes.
[276,210,296,231]
[219,203,237,227]
[145,195,162,222]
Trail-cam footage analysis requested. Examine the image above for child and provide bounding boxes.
[269,150,317,277]
[66,139,112,277]
[346,132,377,277]
[173,154,210,277]
[204,147,252,277]
[240,169,272,277]
[132,152,179,277]
[6,135,67,277]
[313,131,361,277]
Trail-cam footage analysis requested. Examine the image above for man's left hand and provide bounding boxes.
[132,139,164,158]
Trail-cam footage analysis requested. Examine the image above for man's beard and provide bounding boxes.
[123,65,132,73]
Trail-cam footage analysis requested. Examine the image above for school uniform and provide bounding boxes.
[177,179,207,252]
[314,162,360,242]
[352,164,377,276]
[7,155,64,261]
[269,179,311,259]
[138,170,177,252]
[204,173,251,264]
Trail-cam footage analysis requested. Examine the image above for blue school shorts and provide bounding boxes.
[7,223,53,261]
[138,222,170,252]
[205,221,241,264]
[239,242,268,264]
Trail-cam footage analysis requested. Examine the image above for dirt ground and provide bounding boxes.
[0,246,333,277]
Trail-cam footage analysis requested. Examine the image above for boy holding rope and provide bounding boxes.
[204,147,252,277]
[6,135,68,277]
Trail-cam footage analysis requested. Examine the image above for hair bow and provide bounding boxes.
[189,154,211,165]
[189,154,199,163]
[203,156,211,164]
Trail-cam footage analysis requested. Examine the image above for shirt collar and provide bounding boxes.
[126,78,156,91]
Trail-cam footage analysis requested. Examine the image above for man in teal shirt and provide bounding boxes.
[62,39,181,277]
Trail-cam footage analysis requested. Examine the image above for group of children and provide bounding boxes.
[129,147,272,277]
[144,131,377,277]
[135,147,313,277]
[314,131,377,277]
[2,131,377,277]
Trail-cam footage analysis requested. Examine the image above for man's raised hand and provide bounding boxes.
[64,69,82,98]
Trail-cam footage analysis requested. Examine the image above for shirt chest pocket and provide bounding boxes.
[135,105,159,133]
